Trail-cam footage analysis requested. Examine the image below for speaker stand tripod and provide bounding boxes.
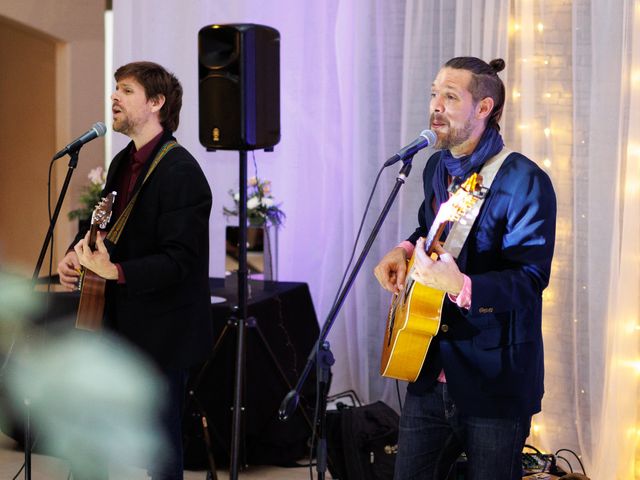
[188,305,315,479]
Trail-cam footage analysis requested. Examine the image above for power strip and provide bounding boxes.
[522,452,556,474]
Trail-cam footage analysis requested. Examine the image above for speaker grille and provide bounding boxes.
[198,24,280,151]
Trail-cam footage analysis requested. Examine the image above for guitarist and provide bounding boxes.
[57,62,213,480]
[374,57,557,480]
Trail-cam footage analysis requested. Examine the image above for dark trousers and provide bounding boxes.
[393,382,531,480]
[149,368,188,480]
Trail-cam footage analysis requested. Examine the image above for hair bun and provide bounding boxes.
[489,58,505,73]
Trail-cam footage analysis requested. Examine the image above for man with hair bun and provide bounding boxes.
[375,56,557,479]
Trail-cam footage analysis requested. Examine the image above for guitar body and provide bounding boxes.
[74,191,117,332]
[76,268,107,331]
[379,173,486,382]
[380,254,445,382]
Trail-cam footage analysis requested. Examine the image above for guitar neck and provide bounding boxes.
[88,223,99,251]
[424,221,447,256]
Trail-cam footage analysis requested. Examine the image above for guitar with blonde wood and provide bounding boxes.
[380,174,486,381]
[76,191,117,331]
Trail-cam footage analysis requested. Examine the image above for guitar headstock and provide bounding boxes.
[436,173,488,225]
[91,191,117,229]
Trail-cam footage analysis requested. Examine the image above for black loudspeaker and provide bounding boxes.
[198,23,280,151]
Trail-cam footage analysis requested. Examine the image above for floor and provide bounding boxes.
[0,433,321,480]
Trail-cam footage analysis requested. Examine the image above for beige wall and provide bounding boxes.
[0,1,104,277]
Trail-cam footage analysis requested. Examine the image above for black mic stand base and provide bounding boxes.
[279,160,415,480]
[24,150,81,480]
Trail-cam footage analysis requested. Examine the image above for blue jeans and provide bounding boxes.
[394,383,530,480]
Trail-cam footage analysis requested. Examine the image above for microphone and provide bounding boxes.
[53,122,107,160]
[383,129,437,167]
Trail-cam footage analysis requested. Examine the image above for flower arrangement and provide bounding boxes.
[67,166,107,221]
[223,176,285,227]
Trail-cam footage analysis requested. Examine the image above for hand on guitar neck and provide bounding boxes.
[57,192,118,290]
[74,230,118,281]
[411,237,464,296]
[373,240,464,297]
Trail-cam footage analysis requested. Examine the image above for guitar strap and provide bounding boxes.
[106,140,178,245]
[443,147,513,259]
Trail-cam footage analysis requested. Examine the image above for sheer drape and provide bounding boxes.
[580,1,640,477]
[112,0,640,476]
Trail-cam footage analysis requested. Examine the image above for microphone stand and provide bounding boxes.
[32,150,80,283]
[26,149,80,480]
[279,158,415,480]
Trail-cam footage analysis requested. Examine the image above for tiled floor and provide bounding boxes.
[0,433,320,480]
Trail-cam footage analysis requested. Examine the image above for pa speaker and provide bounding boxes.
[198,24,280,151]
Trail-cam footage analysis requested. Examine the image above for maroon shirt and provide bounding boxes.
[113,130,165,220]
[113,130,165,283]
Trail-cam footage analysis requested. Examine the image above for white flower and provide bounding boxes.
[247,196,260,210]
[88,167,105,186]
[261,197,274,207]
[233,192,240,201]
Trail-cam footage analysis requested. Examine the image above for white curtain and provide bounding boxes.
[112,0,640,477]
[575,1,640,477]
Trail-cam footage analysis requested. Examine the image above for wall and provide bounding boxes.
[0,1,104,277]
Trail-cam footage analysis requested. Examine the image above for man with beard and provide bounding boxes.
[57,61,213,479]
[374,57,556,480]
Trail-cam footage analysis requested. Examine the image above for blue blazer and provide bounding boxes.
[406,150,557,418]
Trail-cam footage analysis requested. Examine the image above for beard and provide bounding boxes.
[112,115,133,136]
[430,113,475,151]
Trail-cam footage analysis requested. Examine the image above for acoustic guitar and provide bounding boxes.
[380,174,486,381]
[76,191,117,331]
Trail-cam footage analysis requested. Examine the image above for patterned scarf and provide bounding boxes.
[432,126,504,209]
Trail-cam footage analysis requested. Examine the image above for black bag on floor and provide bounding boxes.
[326,401,399,480]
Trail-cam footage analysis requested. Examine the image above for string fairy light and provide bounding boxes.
[531,422,542,435]
[623,360,640,374]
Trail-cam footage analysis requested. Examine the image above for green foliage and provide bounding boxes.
[68,167,106,221]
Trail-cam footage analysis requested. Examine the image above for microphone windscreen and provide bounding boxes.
[93,122,107,137]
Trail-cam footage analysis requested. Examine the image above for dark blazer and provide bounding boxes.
[86,130,213,370]
[406,149,557,418]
